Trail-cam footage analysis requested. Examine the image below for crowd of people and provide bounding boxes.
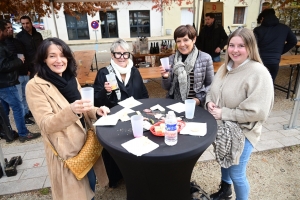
[0,8,298,199]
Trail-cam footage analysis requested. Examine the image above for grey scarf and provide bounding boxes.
[169,45,198,101]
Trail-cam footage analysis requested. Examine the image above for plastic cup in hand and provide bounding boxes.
[160,57,170,72]
[80,87,94,106]
[185,99,196,119]
[17,54,24,59]
[106,73,119,90]
[131,115,143,138]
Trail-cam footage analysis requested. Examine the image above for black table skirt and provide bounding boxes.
[96,98,217,200]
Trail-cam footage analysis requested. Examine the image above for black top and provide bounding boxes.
[253,14,297,65]
[96,98,217,163]
[94,65,149,108]
[0,41,22,88]
[196,22,228,58]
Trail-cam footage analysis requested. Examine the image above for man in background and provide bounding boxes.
[5,20,35,126]
[16,16,43,78]
[0,20,41,143]
[196,13,228,62]
[254,8,297,81]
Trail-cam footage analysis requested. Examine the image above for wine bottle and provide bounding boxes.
[150,42,154,54]
[156,42,160,54]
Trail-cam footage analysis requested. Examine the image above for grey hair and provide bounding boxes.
[110,38,130,52]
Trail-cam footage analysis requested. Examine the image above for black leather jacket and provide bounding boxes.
[0,41,23,88]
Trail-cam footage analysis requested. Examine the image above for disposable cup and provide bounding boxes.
[131,115,143,138]
[80,87,94,106]
[106,73,119,90]
[160,57,170,72]
[17,54,24,59]
[185,99,196,119]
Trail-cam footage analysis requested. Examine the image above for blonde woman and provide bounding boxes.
[206,28,274,200]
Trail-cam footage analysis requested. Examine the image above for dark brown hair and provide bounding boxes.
[173,25,197,41]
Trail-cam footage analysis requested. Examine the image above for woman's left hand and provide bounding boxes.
[210,107,222,120]
[97,106,110,116]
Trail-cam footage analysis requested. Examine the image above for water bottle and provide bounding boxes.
[165,111,178,146]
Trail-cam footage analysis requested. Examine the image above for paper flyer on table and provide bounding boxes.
[180,122,207,136]
[121,136,159,156]
[118,97,142,109]
[166,102,185,113]
[93,114,119,126]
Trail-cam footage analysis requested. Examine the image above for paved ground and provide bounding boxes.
[1,40,300,198]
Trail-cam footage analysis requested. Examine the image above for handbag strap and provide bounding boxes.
[46,112,93,164]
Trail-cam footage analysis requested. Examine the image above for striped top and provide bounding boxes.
[182,55,195,99]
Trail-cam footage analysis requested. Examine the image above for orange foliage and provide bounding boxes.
[0,0,117,20]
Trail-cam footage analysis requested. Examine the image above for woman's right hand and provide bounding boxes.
[207,102,217,113]
[159,65,169,78]
[104,82,112,93]
[71,100,93,114]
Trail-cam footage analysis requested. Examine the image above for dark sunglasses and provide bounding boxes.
[112,52,131,59]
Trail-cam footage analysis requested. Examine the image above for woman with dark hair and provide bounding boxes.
[25,37,109,200]
[160,24,214,107]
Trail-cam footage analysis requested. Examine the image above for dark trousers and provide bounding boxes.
[102,148,123,187]
[265,63,279,82]
[0,101,14,141]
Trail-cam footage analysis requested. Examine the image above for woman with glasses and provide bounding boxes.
[94,38,149,109]
[94,38,149,188]
[159,25,214,107]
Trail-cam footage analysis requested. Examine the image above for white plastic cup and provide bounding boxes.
[17,54,24,59]
[80,87,94,106]
[185,99,196,119]
[106,73,119,90]
[160,57,170,72]
[131,115,143,138]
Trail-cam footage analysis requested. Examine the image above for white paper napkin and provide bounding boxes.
[115,107,135,122]
[167,102,185,113]
[180,122,207,136]
[93,114,119,126]
[121,136,159,156]
[118,97,142,109]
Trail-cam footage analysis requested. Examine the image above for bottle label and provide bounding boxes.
[166,124,177,131]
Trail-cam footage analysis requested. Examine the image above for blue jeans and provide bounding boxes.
[212,55,221,62]
[0,86,28,137]
[87,168,96,200]
[16,75,29,115]
[221,138,253,200]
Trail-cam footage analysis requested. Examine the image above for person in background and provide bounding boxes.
[4,20,35,126]
[0,20,41,143]
[94,38,149,188]
[206,28,274,200]
[16,15,43,79]
[26,37,109,200]
[196,13,228,62]
[253,8,297,81]
[160,24,214,107]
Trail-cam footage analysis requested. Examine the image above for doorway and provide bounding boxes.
[100,11,118,38]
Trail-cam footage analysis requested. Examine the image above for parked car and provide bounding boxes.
[33,22,44,30]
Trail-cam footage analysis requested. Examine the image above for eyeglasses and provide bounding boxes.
[112,52,131,59]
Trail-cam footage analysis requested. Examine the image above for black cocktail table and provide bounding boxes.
[96,98,217,200]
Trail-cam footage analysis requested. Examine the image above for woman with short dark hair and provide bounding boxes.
[160,24,214,107]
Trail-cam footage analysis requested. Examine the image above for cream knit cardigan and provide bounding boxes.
[206,60,274,147]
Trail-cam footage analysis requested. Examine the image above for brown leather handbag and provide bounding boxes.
[48,113,103,180]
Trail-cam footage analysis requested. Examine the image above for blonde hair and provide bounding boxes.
[222,28,263,77]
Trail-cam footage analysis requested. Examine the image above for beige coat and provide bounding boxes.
[26,76,108,200]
